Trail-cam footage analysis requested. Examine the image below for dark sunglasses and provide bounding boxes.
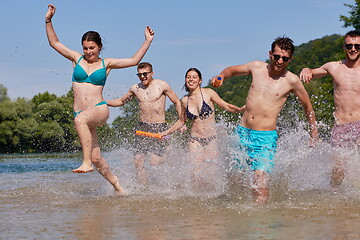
[136,72,151,77]
[344,44,360,50]
[272,54,290,62]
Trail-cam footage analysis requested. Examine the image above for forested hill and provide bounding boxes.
[210,34,345,130]
[0,34,348,153]
[290,34,345,74]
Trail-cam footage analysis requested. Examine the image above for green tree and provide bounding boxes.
[13,98,38,152]
[34,121,65,152]
[15,118,38,152]
[0,83,10,102]
[340,0,360,30]
[0,89,99,153]
[57,90,78,151]
[0,101,19,152]
[30,90,78,152]
[30,91,57,111]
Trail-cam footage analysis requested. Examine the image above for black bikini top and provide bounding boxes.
[186,89,214,120]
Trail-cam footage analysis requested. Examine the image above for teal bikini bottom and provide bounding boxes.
[73,101,107,118]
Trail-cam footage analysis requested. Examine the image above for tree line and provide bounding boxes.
[1,1,359,153]
[0,34,345,153]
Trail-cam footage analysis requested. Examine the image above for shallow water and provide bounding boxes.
[2,126,360,239]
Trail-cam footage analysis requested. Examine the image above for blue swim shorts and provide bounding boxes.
[234,125,278,173]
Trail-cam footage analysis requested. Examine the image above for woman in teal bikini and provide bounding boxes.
[161,68,244,182]
[45,4,154,193]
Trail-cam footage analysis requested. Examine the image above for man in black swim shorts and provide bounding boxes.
[107,62,182,184]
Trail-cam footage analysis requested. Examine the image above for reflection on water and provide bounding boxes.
[2,123,360,239]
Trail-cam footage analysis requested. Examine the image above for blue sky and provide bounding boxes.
[0,0,354,121]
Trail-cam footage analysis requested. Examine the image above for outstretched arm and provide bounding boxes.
[292,79,319,145]
[107,26,155,69]
[300,64,329,83]
[208,88,245,113]
[106,90,134,107]
[211,61,253,87]
[45,4,80,62]
[159,100,186,137]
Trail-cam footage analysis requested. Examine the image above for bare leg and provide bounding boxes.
[252,170,269,204]
[134,153,147,185]
[149,141,172,167]
[73,114,94,173]
[188,140,204,182]
[92,154,125,194]
[91,130,125,194]
[149,153,163,166]
[330,155,346,188]
[188,141,216,179]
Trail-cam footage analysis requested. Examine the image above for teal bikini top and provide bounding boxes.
[72,56,107,86]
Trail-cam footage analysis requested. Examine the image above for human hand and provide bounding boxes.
[145,26,155,42]
[45,4,56,22]
[239,105,246,113]
[308,136,320,147]
[308,128,319,147]
[179,124,187,133]
[158,131,167,138]
[106,99,121,107]
[211,75,223,87]
[158,131,172,140]
[300,68,313,83]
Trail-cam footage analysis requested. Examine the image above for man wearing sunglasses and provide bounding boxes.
[211,36,318,203]
[107,62,182,185]
[300,30,360,188]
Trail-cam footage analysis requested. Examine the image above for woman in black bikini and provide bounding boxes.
[162,68,244,181]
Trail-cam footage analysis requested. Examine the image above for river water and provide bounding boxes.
[2,125,360,239]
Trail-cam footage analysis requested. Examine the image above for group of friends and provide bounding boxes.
[45,4,360,203]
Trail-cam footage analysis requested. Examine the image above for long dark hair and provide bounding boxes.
[184,68,202,92]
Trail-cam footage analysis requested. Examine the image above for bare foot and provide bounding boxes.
[252,187,269,204]
[330,168,345,188]
[72,163,94,173]
[330,178,343,188]
[112,176,126,195]
[254,195,269,204]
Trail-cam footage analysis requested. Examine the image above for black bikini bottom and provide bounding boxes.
[189,135,216,147]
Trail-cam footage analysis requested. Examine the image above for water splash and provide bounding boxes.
[105,119,360,204]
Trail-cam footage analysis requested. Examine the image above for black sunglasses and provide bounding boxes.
[272,54,290,62]
[344,44,360,50]
[136,72,151,77]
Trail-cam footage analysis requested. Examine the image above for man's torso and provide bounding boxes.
[242,62,295,131]
[327,61,360,124]
[132,79,167,123]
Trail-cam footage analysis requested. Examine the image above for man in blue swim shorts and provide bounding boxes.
[235,125,278,173]
[212,37,318,203]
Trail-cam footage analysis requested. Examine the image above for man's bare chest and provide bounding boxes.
[250,79,290,99]
[136,89,164,102]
